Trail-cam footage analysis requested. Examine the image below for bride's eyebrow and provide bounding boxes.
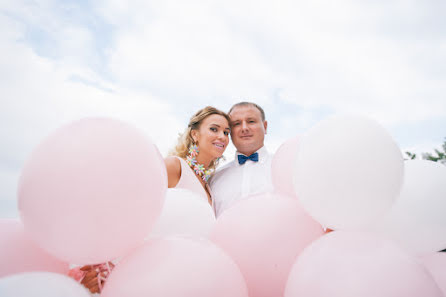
[210,124,230,130]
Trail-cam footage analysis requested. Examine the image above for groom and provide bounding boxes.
[209,102,274,217]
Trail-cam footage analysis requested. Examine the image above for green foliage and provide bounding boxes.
[404,151,417,160]
[405,138,446,164]
[422,138,446,164]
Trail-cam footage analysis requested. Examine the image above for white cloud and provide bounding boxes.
[87,0,285,109]
[91,0,446,127]
[0,12,182,211]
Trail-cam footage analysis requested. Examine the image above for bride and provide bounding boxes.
[165,106,230,207]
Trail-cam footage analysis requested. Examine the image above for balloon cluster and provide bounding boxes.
[0,116,445,297]
[273,115,446,297]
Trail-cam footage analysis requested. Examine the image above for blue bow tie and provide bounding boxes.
[238,152,259,165]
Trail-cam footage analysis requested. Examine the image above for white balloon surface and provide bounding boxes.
[148,188,216,238]
[0,272,90,297]
[372,160,446,254]
[294,115,404,230]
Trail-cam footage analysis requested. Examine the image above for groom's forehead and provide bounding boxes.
[229,105,261,120]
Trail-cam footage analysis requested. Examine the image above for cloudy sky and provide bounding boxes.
[1,0,445,217]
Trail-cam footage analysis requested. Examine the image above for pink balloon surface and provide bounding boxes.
[271,135,300,197]
[101,237,248,297]
[0,219,68,277]
[210,194,324,297]
[285,231,443,297]
[420,252,446,295]
[18,118,167,264]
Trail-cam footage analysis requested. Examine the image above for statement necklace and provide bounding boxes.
[185,144,213,182]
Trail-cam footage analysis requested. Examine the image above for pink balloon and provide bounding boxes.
[18,118,167,264]
[285,231,443,297]
[420,253,446,295]
[0,219,68,277]
[101,237,248,297]
[271,136,300,197]
[210,194,324,297]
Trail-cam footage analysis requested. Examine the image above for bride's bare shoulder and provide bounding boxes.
[164,156,181,188]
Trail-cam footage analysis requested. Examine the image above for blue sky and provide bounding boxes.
[1,0,445,217]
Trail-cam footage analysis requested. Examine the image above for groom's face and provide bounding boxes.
[229,105,267,156]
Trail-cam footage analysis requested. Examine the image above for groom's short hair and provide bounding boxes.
[228,102,266,121]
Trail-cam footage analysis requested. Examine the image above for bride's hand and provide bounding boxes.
[76,262,115,294]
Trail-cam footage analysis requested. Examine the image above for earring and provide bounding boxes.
[188,143,199,157]
[186,144,199,166]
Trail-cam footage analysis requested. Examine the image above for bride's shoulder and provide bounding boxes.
[164,156,181,187]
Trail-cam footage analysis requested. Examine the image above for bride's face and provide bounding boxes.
[192,114,230,160]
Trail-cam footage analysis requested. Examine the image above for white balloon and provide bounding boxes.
[148,189,216,238]
[0,272,90,297]
[294,115,404,230]
[372,160,446,254]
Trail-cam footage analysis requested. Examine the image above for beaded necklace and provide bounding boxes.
[185,144,213,182]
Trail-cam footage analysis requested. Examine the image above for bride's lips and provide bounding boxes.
[213,142,225,150]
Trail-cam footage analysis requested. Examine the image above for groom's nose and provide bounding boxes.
[241,121,248,131]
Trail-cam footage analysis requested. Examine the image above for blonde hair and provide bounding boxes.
[169,106,230,169]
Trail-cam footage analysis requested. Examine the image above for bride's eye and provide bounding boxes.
[210,127,217,132]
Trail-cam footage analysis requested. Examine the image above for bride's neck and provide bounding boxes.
[196,154,212,168]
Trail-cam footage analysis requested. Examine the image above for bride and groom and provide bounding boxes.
[165,101,273,217]
[81,101,274,293]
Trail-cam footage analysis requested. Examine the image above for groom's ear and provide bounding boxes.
[263,120,268,134]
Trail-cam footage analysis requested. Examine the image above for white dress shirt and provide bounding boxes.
[209,146,273,217]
